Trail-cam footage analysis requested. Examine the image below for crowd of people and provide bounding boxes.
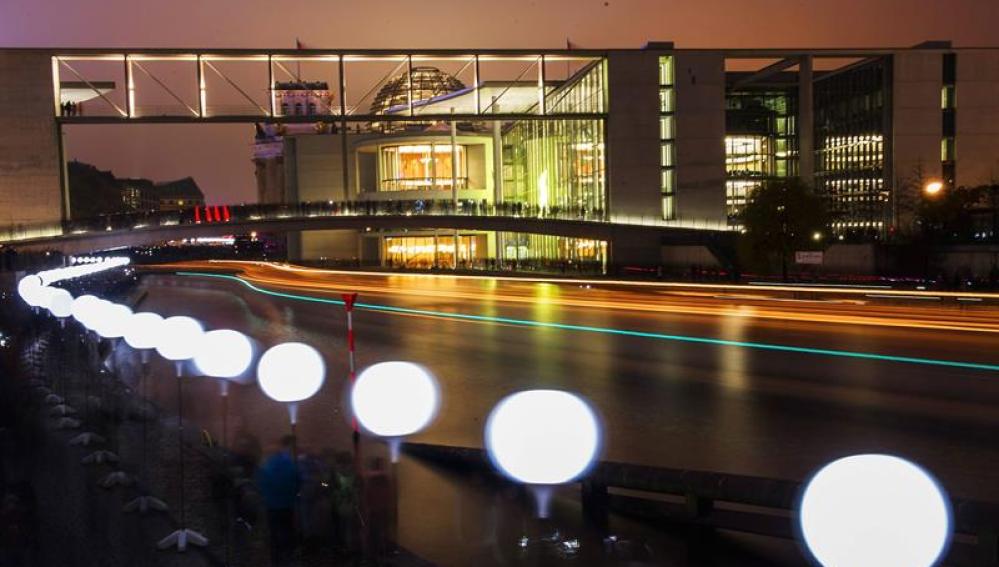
[225,429,398,566]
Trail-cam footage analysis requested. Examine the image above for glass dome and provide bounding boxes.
[371,66,465,115]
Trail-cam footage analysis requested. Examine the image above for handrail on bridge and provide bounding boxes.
[0,199,733,245]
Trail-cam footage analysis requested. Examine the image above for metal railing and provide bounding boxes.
[0,199,734,244]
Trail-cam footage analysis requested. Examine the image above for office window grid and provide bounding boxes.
[659,56,676,220]
[814,58,889,238]
[942,53,956,189]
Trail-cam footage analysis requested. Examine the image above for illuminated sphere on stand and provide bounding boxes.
[94,303,133,340]
[71,295,101,328]
[47,288,74,319]
[17,275,43,307]
[124,312,165,361]
[485,389,600,486]
[155,316,204,362]
[257,342,325,404]
[351,361,439,439]
[799,454,951,567]
[194,329,253,381]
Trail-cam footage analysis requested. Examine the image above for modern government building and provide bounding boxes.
[1,42,998,269]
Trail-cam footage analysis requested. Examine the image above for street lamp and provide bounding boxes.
[799,454,951,567]
[485,389,601,518]
[350,361,439,462]
[924,180,944,197]
[257,342,325,458]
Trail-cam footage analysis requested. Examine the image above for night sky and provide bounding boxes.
[3,0,997,204]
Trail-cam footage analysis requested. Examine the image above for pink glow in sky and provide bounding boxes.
[3,0,998,204]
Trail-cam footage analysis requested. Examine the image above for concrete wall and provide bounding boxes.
[892,52,943,184]
[297,229,360,262]
[673,51,727,223]
[288,134,349,202]
[605,50,661,220]
[955,51,999,186]
[0,51,63,230]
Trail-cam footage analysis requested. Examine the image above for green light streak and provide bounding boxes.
[176,271,999,373]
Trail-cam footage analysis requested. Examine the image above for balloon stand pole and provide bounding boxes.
[158,364,208,551]
[531,485,553,519]
[221,381,231,566]
[125,356,167,514]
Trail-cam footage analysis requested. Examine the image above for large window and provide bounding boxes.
[659,55,677,220]
[379,144,467,191]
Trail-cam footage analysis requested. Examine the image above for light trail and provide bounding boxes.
[159,262,999,334]
[205,259,999,301]
[177,271,999,373]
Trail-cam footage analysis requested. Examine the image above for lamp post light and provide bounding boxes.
[155,316,204,376]
[799,454,951,567]
[485,389,601,519]
[195,329,254,563]
[257,342,325,462]
[350,361,439,462]
[122,312,168,515]
[924,180,945,197]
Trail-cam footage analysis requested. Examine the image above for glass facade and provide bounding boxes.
[501,119,606,217]
[659,56,676,219]
[941,53,957,189]
[383,234,485,268]
[546,59,608,114]
[814,58,889,237]
[500,232,607,272]
[378,144,467,191]
[724,89,797,223]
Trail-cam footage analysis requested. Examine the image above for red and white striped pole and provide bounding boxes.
[342,292,359,435]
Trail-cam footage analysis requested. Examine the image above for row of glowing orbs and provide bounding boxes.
[23,274,952,567]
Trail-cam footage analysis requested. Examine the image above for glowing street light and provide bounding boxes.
[924,180,944,196]
[485,389,601,517]
[350,361,439,461]
[194,329,254,381]
[799,454,951,567]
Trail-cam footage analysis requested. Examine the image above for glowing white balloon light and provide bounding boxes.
[800,454,951,567]
[123,312,164,351]
[94,303,133,339]
[71,295,101,328]
[257,342,325,404]
[47,288,74,318]
[17,275,43,306]
[155,316,204,361]
[194,329,253,379]
[351,362,439,438]
[486,390,600,486]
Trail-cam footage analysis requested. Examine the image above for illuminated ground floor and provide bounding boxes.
[291,229,609,273]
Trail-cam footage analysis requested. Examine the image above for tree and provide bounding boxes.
[917,184,990,242]
[739,178,831,281]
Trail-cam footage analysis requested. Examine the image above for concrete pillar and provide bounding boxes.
[798,55,815,187]
[0,51,64,231]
